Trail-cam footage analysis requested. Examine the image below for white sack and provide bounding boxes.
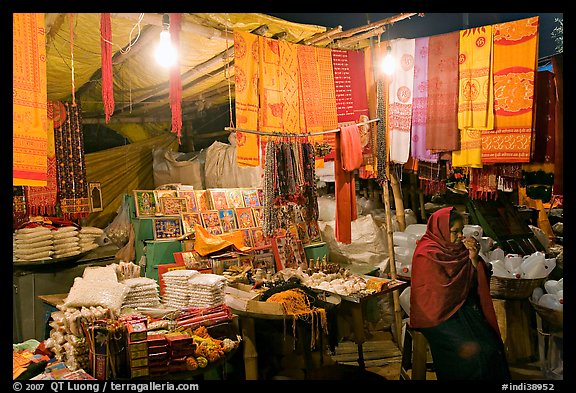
[204,137,262,189]
[153,147,204,190]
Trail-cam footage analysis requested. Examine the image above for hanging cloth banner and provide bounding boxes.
[425,31,460,153]
[55,101,90,219]
[482,16,539,163]
[281,40,301,134]
[259,36,283,133]
[532,71,556,164]
[169,13,183,143]
[24,101,58,216]
[100,13,114,123]
[334,130,357,245]
[234,30,261,167]
[358,44,380,179]
[13,13,48,186]
[388,38,416,164]
[453,25,494,168]
[411,36,438,163]
[315,47,338,167]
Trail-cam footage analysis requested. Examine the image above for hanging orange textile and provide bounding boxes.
[482,16,539,163]
[280,41,301,134]
[259,36,284,132]
[340,124,363,171]
[316,47,338,166]
[453,25,494,168]
[334,132,357,245]
[13,13,48,186]
[234,30,261,166]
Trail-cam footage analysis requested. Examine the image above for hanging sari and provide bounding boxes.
[388,38,415,164]
[482,17,539,163]
[453,25,494,168]
[234,30,260,166]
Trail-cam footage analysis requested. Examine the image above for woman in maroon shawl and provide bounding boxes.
[410,207,510,380]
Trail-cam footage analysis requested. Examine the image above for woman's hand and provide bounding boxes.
[463,237,480,268]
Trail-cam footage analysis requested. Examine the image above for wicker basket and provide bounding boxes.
[529,299,563,330]
[489,276,546,300]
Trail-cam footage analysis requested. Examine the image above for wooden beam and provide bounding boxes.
[331,13,420,40]
[112,13,233,41]
[331,26,386,49]
[299,25,342,45]
[271,31,288,40]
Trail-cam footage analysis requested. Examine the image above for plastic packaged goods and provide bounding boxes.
[521,253,555,279]
[490,248,505,262]
[403,224,427,239]
[545,280,560,295]
[399,287,411,314]
[504,254,524,277]
[532,287,544,303]
[393,232,417,248]
[463,225,483,241]
[490,260,513,278]
[538,294,563,311]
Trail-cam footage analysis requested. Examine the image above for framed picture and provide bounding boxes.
[194,190,212,211]
[226,189,245,209]
[252,252,276,273]
[242,189,261,207]
[296,221,310,245]
[153,216,183,240]
[238,229,253,248]
[201,210,223,235]
[88,182,103,212]
[236,207,255,229]
[308,220,323,243]
[209,189,229,210]
[159,196,188,215]
[181,212,203,234]
[257,188,264,206]
[251,227,271,248]
[272,235,304,270]
[177,190,198,212]
[133,190,158,217]
[218,209,238,233]
[252,207,264,227]
[173,251,212,271]
[154,189,178,200]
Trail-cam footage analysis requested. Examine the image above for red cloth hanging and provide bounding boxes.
[340,123,363,171]
[334,132,357,244]
[100,13,114,123]
[169,13,183,143]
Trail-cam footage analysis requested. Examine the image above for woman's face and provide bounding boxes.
[449,219,464,244]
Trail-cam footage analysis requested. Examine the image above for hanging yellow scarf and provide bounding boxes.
[453,25,494,168]
[234,30,260,167]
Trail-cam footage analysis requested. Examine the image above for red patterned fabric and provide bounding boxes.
[334,132,357,244]
[169,13,182,143]
[532,71,556,163]
[100,13,114,123]
[425,32,460,153]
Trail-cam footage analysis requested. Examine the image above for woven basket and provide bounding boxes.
[529,299,563,330]
[489,276,546,300]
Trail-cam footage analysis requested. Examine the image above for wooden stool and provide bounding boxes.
[400,326,432,380]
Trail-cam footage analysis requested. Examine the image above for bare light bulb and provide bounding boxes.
[381,46,396,76]
[155,30,177,68]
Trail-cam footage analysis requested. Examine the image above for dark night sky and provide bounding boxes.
[268,13,563,58]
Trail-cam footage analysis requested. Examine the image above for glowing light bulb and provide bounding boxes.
[155,30,177,68]
[381,46,396,76]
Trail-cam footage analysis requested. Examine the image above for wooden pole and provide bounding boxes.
[330,13,420,40]
[390,171,406,232]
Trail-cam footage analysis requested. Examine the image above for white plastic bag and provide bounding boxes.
[104,198,131,248]
[152,147,204,190]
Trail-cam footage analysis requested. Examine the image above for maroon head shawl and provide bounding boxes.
[410,207,500,337]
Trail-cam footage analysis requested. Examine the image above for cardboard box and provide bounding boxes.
[126,321,147,343]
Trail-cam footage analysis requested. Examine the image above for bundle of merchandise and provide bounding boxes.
[490,251,557,279]
[532,278,563,311]
[13,226,54,261]
[78,226,104,253]
[161,270,201,309]
[121,277,161,309]
[187,274,227,308]
[53,226,81,258]
[392,223,427,277]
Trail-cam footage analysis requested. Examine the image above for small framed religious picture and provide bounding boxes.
[257,188,264,206]
[173,250,212,271]
[181,212,203,235]
[177,190,198,212]
[251,227,271,248]
[225,188,245,209]
[238,228,253,248]
[242,189,261,207]
[209,189,229,210]
[153,216,183,240]
[154,189,178,200]
[133,190,158,217]
[194,190,212,211]
[272,235,304,271]
[236,207,255,229]
[252,207,264,227]
[159,197,188,215]
[201,210,223,235]
[308,220,323,244]
[252,252,276,273]
[88,182,103,212]
[218,209,238,233]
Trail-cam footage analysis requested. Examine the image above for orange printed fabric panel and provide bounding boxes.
[482,17,539,163]
[13,13,48,186]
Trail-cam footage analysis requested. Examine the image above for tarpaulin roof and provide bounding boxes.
[44,13,329,141]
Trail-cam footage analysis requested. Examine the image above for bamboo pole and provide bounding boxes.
[224,118,380,137]
[390,171,406,232]
[299,25,343,45]
[331,26,386,49]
